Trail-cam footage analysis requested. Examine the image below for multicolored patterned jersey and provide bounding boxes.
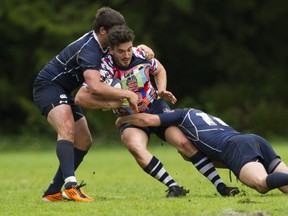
[99,48,159,116]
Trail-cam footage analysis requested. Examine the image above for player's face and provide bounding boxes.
[110,42,133,67]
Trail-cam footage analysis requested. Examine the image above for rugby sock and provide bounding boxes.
[190,152,224,191]
[43,168,63,195]
[44,148,88,195]
[266,172,288,189]
[56,140,75,179]
[74,148,88,170]
[143,156,178,188]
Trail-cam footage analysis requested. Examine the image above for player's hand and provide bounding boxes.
[137,44,154,60]
[158,90,177,104]
[127,91,139,112]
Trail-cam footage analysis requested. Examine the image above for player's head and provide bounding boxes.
[107,25,135,67]
[93,7,126,33]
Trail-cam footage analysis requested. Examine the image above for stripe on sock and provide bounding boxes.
[144,156,177,187]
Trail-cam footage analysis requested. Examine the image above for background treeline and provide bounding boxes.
[1,0,288,140]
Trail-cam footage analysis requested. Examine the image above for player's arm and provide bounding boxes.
[153,60,177,104]
[83,69,138,109]
[75,86,122,109]
[115,113,161,128]
[116,109,182,128]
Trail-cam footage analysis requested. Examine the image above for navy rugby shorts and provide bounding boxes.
[33,79,84,121]
[119,98,171,141]
[222,134,280,178]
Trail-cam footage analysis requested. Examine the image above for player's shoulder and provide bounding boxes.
[68,31,94,47]
[77,31,104,54]
[101,54,113,63]
[99,54,114,74]
[133,47,146,60]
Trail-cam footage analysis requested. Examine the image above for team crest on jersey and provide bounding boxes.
[59,94,68,104]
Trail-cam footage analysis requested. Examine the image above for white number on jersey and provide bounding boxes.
[196,113,229,127]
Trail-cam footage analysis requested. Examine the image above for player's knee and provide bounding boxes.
[124,140,145,156]
[252,177,269,194]
[255,186,269,194]
[176,139,198,158]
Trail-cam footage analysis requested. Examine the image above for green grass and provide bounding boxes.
[1,139,288,216]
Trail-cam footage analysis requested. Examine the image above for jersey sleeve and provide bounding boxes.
[133,48,157,74]
[158,109,183,126]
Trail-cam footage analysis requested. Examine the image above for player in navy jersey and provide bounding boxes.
[75,25,239,197]
[115,108,288,194]
[33,7,154,202]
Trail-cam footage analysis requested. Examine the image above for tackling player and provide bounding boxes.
[33,7,154,202]
[115,108,288,194]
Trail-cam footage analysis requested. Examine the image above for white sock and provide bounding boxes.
[64,176,77,184]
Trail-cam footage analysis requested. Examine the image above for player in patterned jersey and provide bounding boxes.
[115,108,288,194]
[33,7,154,202]
[75,25,239,197]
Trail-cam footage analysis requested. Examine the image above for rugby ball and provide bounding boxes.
[103,78,135,116]
[104,78,122,89]
[102,78,122,111]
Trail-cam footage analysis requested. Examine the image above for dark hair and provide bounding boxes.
[93,7,126,33]
[107,25,135,48]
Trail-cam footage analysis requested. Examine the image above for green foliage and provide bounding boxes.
[83,109,120,141]
[1,0,288,137]
[180,83,288,137]
[1,142,288,215]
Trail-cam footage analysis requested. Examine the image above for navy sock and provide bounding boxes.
[56,140,75,180]
[74,148,88,170]
[266,172,288,189]
[43,167,64,195]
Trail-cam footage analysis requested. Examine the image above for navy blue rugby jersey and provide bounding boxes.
[36,30,107,91]
[158,109,240,160]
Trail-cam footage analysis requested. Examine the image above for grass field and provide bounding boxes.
[1,138,288,216]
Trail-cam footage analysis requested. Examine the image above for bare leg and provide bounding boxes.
[239,162,269,194]
[74,117,93,151]
[47,105,76,182]
[43,106,93,201]
[164,126,198,159]
[47,104,75,141]
[121,127,188,197]
[121,127,151,167]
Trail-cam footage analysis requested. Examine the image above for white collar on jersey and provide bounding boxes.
[93,30,108,53]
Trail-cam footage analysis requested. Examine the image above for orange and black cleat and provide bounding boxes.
[62,181,94,202]
[42,192,63,202]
